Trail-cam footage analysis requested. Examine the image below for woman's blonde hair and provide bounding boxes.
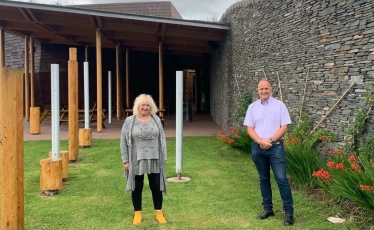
[132,94,158,116]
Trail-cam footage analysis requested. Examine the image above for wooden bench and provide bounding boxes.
[59,103,107,128]
[40,104,67,123]
[40,105,52,123]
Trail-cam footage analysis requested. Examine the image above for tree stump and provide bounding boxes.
[30,107,40,134]
[79,128,92,147]
[40,158,62,193]
[48,151,69,180]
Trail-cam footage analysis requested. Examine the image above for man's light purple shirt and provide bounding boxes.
[243,97,291,139]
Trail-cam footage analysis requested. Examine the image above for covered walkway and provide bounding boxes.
[23,113,222,141]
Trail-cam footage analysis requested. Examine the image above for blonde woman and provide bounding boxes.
[120,94,168,225]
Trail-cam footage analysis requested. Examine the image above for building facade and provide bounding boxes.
[211,0,374,141]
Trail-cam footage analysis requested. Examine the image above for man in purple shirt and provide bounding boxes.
[243,79,294,226]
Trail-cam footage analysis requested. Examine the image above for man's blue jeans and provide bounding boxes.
[251,142,294,215]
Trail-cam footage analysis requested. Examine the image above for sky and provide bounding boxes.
[29,0,241,20]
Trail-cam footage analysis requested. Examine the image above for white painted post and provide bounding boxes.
[108,71,112,124]
[176,71,183,179]
[51,64,60,158]
[84,62,89,128]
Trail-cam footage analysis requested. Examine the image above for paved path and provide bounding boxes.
[24,113,222,141]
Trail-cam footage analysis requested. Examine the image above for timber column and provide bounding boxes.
[126,48,130,109]
[68,48,79,161]
[158,42,164,124]
[0,27,4,67]
[24,36,30,121]
[0,68,24,229]
[116,45,122,119]
[96,29,103,132]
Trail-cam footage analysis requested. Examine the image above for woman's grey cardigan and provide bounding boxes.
[120,114,168,195]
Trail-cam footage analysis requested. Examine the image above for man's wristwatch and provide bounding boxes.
[270,138,275,145]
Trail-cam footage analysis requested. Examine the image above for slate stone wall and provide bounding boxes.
[4,34,41,71]
[211,0,374,141]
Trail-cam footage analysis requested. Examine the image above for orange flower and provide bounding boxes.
[329,149,336,155]
[335,163,344,170]
[218,130,225,135]
[318,135,328,142]
[321,146,328,151]
[230,128,239,135]
[227,139,234,144]
[329,149,343,155]
[348,155,358,163]
[351,163,361,172]
[335,149,343,155]
[230,128,239,138]
[312,169,330,182]
[360,185,374,193]
[327,161,335,169]
[285,134,300,145]
[220,136,229,142]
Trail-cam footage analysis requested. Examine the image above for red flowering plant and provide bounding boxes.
[312,137,374,211]
[311,93,374,211]
[284,114,335,189]
[218,127,253,154]
[309,94,374,211]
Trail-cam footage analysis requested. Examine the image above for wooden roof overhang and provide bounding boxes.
[0,0,230,56]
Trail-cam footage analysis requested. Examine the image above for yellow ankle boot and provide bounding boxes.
[133,211,142,225]
[155,210,167,224]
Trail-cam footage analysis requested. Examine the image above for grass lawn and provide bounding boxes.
[23,137,359,229]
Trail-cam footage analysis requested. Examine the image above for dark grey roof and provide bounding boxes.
[74,1,183,19]
[0,0,230,56]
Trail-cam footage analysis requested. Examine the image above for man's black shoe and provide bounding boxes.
[284,215,294,226]
[257,211,275,219]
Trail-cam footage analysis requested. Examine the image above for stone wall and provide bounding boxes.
[211,0,374,141]
[4,34,41,71]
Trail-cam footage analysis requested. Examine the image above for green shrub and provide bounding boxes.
[312,93,374,211]
[313,147,374,211]
[218,127,253,154]
[284,136,325,189]
[284,113,335,189]
[218,91,253,154]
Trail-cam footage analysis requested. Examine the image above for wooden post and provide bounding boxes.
[116,45,122,119]
[0,68,24,229]
[0,27,4,68]
[24,36,30,121]
[79,128,92,147]
[16,68,25,229]
[30,107,40,134]
[40,158,62,192]
[68,48,79,161]
[276,72,283,102]
[126,48,129,109]
[158,43,164,122]
[30,37,35,107]
[299,69,309,120]
[48,151,69,180]
[96,29,103,132]
[159,43,164,111]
